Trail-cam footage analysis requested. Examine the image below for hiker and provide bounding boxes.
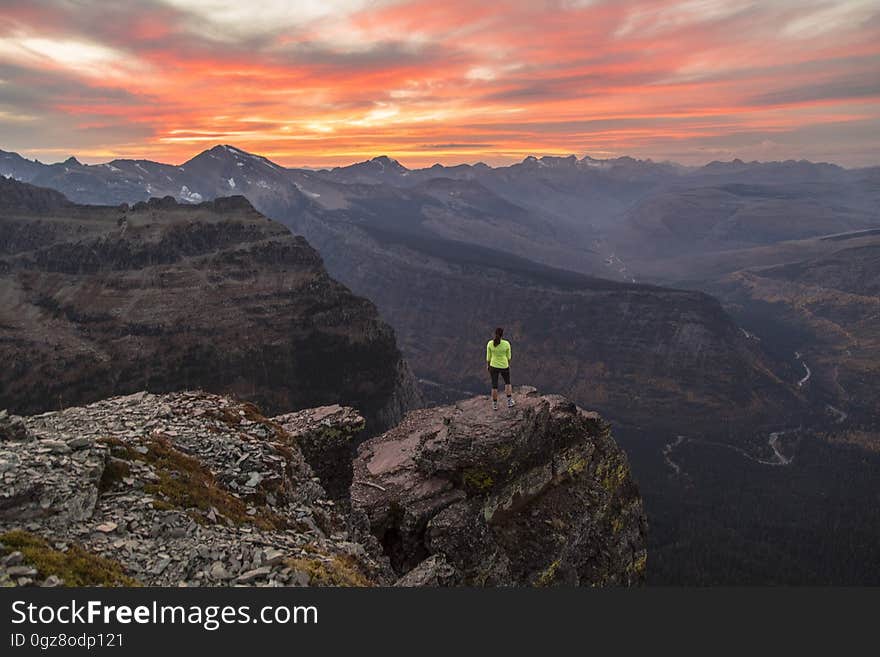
[486,327,514,410]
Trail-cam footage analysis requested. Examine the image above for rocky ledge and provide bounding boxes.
[351,387,648,586]
[0,387,646,587]
[0,391,390,587]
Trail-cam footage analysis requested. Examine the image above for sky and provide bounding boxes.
[0,0,878,168]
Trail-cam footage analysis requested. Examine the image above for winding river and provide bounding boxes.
[795,351,812,388]
[663,429,796,476]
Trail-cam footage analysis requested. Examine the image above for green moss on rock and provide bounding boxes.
[0,531,138,586]
[566,457,588,477]
[534,559,560,587]
[632,553,647,577]
[596,459,628,492]
[462,468,495,493]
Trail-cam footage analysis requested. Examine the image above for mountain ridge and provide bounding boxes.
[0,179,421,432]
[3,144,869,178]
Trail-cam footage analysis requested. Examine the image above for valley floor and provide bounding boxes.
[619,424,880,585]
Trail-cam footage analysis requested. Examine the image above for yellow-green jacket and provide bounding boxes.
[486,339,511,368]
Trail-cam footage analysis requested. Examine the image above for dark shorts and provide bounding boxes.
[489,366,511,388]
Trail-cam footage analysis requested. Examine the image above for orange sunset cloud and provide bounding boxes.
[0,0,878,167]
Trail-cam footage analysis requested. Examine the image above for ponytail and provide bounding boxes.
[493,327,503,347]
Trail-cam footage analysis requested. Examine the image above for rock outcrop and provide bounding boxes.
[351,387,647,586]
[0,410,29,442]
[273,405,366,500]
[0,180,421,432]
[0,391,392,587]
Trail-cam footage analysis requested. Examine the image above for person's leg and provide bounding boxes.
[502,369,514,406]
[490,368,500,406]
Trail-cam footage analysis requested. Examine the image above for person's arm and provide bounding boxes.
[486,342,491,369]
[507,341,512,364]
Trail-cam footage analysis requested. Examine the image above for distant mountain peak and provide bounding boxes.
[539,154,578,168]
[520,154,581,169]
[370,155,407,171]
[199,144,253,159]
[184,144,285,172]
[215,144,256,158]
[330,155,409,177]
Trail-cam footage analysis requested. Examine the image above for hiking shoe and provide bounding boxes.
[507,397,515,408]
[492,400,498,411]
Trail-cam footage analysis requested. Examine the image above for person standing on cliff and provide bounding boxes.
[487,327,514,411]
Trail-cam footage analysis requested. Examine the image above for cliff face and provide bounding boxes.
[352,387,648,586]
[0,180,420,432]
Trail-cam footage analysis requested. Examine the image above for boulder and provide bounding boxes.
[0,410,29,442]
[272,405,365,499]
[394,554,458,587]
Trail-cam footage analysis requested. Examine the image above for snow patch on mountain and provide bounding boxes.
[179,185,203,203]
[294,183,320,198]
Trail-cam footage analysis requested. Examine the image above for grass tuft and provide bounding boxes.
[286,553,372,587]
[0,531,138,586]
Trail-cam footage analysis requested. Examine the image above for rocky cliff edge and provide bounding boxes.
[352,386,648,586]
[0,387,646,587]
